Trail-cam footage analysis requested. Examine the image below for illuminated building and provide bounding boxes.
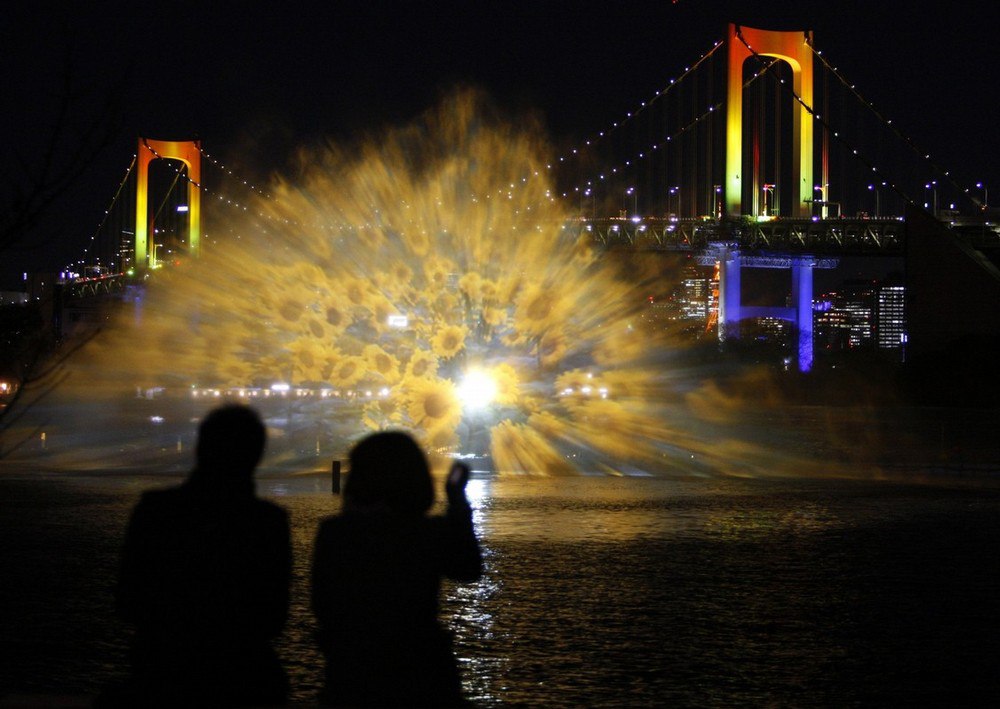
[876,285,907,353]
[644,264,715,336]
[679,265,710,320]
[814,282,874,350]
[814,279,906,359]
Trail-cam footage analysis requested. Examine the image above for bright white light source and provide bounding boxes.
[458,370,497,411]
[271,382,290,393]
[387,314,408,328]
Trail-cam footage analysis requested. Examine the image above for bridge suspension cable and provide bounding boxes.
[74,154,136,272]
[733,25,985,218]
[733,27,916,210]
[560,55,781,203]
[805,38,982,210]
[554,39,724,159]
[196,144,274,201]
[139,138,300,227]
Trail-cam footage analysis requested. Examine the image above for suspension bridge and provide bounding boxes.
[62,23,1000,372]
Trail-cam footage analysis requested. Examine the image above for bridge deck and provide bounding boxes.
[581,216,908,256]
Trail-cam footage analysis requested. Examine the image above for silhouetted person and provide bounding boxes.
[111,404,291,707]
[311,431,482,707]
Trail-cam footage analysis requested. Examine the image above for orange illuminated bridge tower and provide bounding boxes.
[724,23,814,218]
[134,137,202,268]
[719,25,819,371]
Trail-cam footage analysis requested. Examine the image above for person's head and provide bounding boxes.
[344,431,433,514]
[194,404,266,485]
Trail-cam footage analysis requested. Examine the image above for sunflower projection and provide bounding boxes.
[72,91,736,476]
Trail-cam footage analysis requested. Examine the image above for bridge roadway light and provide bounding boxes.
[814,184,828,219]
[977,182,989,208]
[625,186,637,217]
[925,181,938,217]
[867,183,884,218]
[762,184,775,217]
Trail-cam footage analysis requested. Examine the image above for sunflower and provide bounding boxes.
[365,296,401,335]
[301,314,329,340]
[491,362,520,406]
[404,376,461,436]
[536,329,568,369]
[458,271,484,301]
[363,344,400,384]
[514,282,570,339]
[431,292,460,321]
[376,261,416,303]
[479,278,499,302]
[287,337,321,367]
[405,349,439,379]
[481,305,507,329]
[277,297,305,324]
[430,324,468,360]
[390,260,414,287]
[362,391,403,431]
[343,277,373,308]
[330,355,366,388]
[424,256,456,291]
[288,338,328,382]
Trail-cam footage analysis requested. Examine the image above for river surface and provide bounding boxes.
[3,470,1000,707]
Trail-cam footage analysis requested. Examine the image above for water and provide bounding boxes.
[3,471,1000,706]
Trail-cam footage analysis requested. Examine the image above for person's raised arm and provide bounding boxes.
[441,461,482,582]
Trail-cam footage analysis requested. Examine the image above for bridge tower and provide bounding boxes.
[134,138,202,268]
[724,24,814,219]
[719,25,819,372]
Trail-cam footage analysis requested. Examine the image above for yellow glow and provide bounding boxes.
[458,370,498,411]
[63,90,859,479]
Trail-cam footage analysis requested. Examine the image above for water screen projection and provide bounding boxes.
[38,93,898,478]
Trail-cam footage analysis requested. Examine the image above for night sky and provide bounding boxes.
[3,1,998,288]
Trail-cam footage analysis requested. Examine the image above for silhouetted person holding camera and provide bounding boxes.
[110,404,291,707]
[311,431,482,707]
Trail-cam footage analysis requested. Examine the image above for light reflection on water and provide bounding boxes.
[3,473,1000,705]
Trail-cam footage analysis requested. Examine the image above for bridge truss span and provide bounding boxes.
[57,273,127,299]
[736,218,905,256]
[582,216,906,257]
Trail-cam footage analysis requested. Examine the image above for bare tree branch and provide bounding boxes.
[0,41,129,252]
